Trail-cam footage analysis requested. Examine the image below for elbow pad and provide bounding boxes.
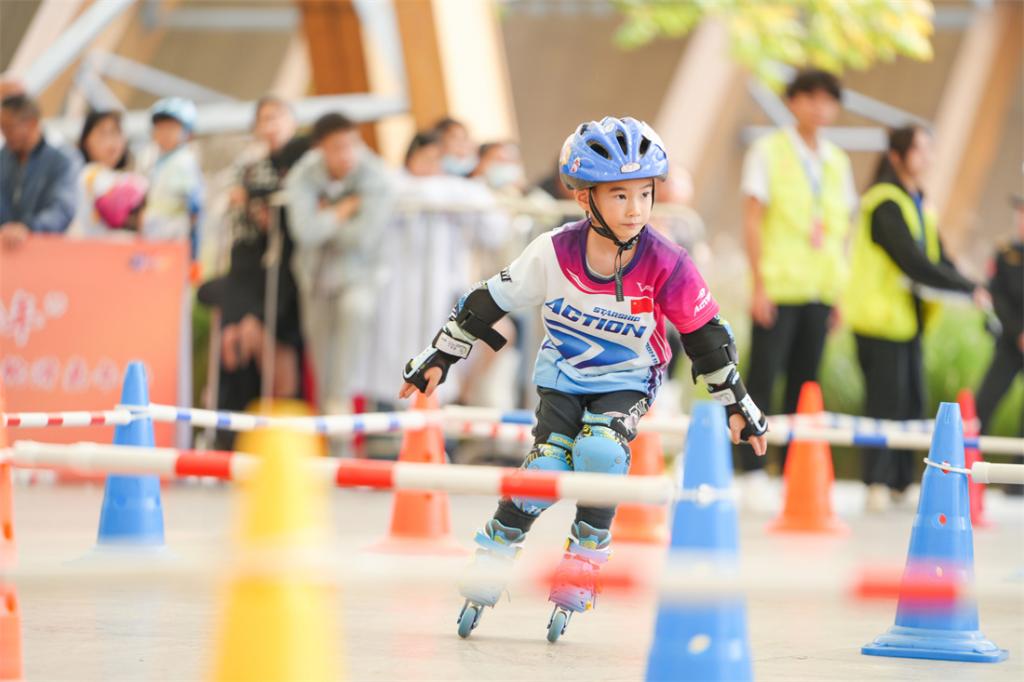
[441,283,509,355]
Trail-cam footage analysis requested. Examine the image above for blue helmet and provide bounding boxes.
[559,116,668,190]
[150,97,197,133]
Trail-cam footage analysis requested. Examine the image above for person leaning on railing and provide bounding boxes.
[284,112,395,455]
[0,94,77,248]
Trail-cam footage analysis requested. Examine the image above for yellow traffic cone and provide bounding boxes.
[210,427,339,681]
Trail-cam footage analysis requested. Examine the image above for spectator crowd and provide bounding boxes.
[1,69,1020,504]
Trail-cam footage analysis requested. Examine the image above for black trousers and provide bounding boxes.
[495,387,648,533]
[737,303,832,472]
[977,338,1024,495]
[976,338,1024,434]
[855,334,923,491]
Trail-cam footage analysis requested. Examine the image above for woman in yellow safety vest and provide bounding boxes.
[847,125,991,512]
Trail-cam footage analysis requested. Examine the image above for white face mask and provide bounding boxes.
[442,154,477,176]
[484,162,523,189]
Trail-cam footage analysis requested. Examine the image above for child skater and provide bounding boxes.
[399,117,768,642]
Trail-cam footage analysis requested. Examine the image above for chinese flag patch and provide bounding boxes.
[631,297,654,314]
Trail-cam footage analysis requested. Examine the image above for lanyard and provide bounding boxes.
[793,136,826,248]
[796,142,823,212]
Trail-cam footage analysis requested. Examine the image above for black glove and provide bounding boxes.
[402,344,458,393]
[707,367,768,440]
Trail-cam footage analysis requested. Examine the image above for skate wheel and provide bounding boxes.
[547,609,568,643]
[458,603,480,639]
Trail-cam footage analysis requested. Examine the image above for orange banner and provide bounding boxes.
[1,236,188,446]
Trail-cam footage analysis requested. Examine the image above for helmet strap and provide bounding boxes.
[587,189,644,302]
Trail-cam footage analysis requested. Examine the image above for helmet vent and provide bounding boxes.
[587,141,611,159]
[615,131,629,155]
[638,137,651,157]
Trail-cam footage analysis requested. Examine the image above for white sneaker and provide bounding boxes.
[740,470,777,514]
[865,483,891,513]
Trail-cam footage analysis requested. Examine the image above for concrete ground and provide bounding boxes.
[7,479,1024,682]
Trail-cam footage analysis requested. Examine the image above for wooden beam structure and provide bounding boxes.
[296,0,377,148]
[393,0,448,131]
[655,21,743,181]
[928,1,1024,250]
[393,0,516,142]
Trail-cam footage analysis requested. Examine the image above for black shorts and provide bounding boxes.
[532,387,649,444]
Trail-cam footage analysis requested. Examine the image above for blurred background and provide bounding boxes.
[1,0,1021,479]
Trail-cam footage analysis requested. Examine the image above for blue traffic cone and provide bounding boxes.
[96,362,165,547]
[645,402,752,682]
[862,402,1007,663]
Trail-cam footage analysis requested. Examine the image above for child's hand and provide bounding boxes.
[399,367,443,399]
[729,413,768,456]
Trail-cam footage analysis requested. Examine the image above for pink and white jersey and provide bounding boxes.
[486,219,719,397]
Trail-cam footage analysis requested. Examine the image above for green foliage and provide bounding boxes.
[192,295,211,407]
[816,306,1021,437]
[614,0,935,85]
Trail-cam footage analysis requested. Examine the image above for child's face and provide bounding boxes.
[152,119,184,152]
[576,178,655,242]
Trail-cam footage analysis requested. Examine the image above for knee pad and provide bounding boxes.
[572,411,630,476]
[511,433,573,516]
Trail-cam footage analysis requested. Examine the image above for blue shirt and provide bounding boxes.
[0,138,77,233]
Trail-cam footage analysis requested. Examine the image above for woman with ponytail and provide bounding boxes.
[847,125,991,512]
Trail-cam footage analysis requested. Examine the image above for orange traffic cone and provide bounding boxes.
[370,392,465,554]
[0,581,23,681]
[957,389,990,528]
[767,382,848,534]
[0,389,14,571]
[612,411,668,544]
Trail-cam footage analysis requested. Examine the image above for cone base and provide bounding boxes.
[765,515,849,535]
[862,625,1008,663]
[75,544,174,567]
[367,536,468,556]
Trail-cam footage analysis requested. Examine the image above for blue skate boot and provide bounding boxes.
[456,519,524,638]
[545,521,611,643]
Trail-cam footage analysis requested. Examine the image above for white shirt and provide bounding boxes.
[741,127,857,213]
[363,172,510,403]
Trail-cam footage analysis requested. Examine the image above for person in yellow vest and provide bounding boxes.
[740,69,856,507]
[848,125,989,512]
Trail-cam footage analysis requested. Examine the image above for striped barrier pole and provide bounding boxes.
[7,441,1024,497]
[1,410,135,428]
[3,405,1022,455]
[6,441,681,506]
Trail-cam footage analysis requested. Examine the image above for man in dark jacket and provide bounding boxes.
[0,95,76,246]
[976,195,1024,449]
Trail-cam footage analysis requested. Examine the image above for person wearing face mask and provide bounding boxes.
[284,112,395,451]
[434,117,478,177]
[472,141,526,196]
[847,125,990,512]
[73,109,148,235]
[366,131,510,412]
